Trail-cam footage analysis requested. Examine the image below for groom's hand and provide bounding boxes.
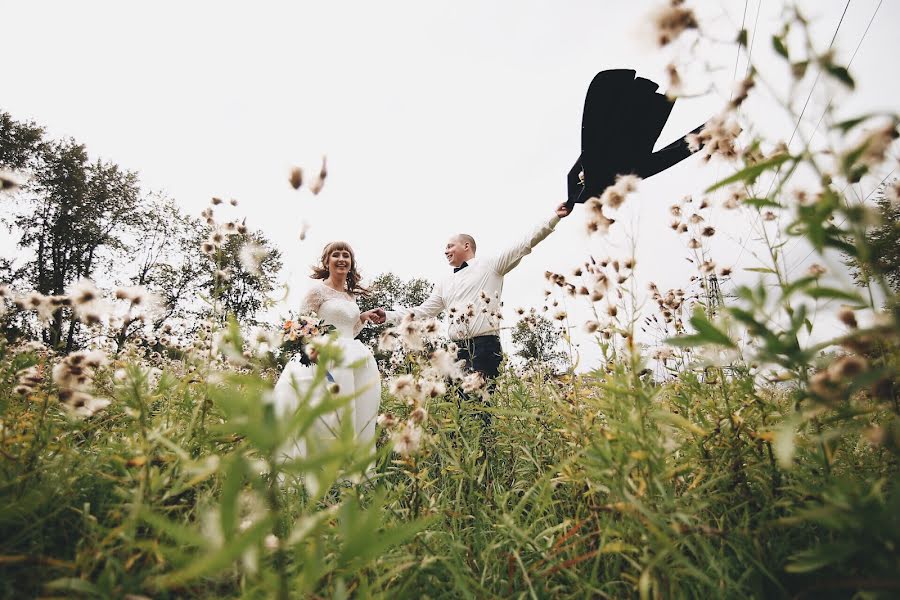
[361,308,387,325]
[555,202,571,218]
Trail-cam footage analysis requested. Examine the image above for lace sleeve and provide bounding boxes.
[300,285,324,315]
[353,316,365,338]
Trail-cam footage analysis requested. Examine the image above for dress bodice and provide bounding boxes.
[301,282,363,338]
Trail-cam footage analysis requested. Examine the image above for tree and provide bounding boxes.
[111,194,208,350]
[357,272,435,371]
[199,229,283,327]
[510,311,570,374]
[845,180,900,299]
[6,133,144,351]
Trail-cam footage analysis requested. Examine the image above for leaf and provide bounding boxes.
[833,114,874,133]
[791,60,809,79]
[705,154,792,192]
[653,411,708,436]
[742,197,783,209]
[824,64,855,89]
[152,515,273,588]
[744,267,777,274]
[772,35,789,59]
[44,578,102,596]
[805,287,864,304]
[773,422,796,469]
[785,542,858,573]
[688,309,736,348]
[139,509,205,548]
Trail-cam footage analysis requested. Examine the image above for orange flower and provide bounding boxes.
[283,320,293,331]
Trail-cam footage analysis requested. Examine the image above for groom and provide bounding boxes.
[370,202,571,387]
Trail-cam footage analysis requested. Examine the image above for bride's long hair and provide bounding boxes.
[311,241,369,296]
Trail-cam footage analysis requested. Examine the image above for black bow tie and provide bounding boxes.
[453,261,469,273]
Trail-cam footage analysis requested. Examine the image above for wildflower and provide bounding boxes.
[286,165,305,191]
[69,279,100,306]
[807,263,826,278]
[688,238,701,249]
[700,260,716,274]
[378,328,400,352]
[389,374,416,398]
[0,170,25,191]
[553,310,567,321]
[687,113,742,162]
[62,392,111,419]
[600,174,640,209]
[763,211,777,221]
[827,355,867,381]
[837,307,857,328]
[701,226,716,237]
[309,156,328,195]
[15,365,43,396]
[422,380,447,398]
[409,406,428,424]
[201,241,216,255]
[665,62,682,96]
[461,372,484,393]
[584,320,601,333]
[719,266,732,277]
[377,413,398,429]
[238,242,268,275]
[211,197,223,205]
[585,198,615,234]
[650,1,699,46]
[670,204,682,217]
[391,424,423,457]
[844,121,898,172]
[264,535,279,551]
[428,348,465,380]
[230,198,239,206]
[729,76,754,108]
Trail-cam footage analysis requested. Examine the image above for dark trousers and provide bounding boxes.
[455,335,502,425]
[456,334,502,383]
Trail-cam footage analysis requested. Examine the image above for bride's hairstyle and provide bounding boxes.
[311,241,369,296]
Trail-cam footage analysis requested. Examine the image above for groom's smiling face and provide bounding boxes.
[444,236,472,268]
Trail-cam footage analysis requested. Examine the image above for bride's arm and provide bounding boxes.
[300,286,323,315]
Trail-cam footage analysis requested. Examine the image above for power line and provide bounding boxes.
[762,0,852,201]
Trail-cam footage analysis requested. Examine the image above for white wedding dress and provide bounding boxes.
[273,281,381,462]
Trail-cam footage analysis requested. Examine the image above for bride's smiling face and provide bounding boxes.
[327,249,352,276]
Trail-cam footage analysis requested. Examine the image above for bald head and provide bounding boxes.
[444,233,477,268]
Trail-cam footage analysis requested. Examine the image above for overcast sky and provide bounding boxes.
[2,1,898,370]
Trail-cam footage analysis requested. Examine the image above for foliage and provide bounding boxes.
[357,272,435,371]
[510,311,571,373]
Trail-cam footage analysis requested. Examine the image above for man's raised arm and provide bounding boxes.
[384,284,446,326]
[492,203,570,276]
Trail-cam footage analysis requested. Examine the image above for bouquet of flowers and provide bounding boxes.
[281,313,335,366]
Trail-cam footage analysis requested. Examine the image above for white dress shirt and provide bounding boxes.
[386,214,561,341]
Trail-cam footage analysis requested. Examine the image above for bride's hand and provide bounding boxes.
[360,309,385,324]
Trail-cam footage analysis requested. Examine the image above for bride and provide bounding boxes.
[273,241,382,462]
